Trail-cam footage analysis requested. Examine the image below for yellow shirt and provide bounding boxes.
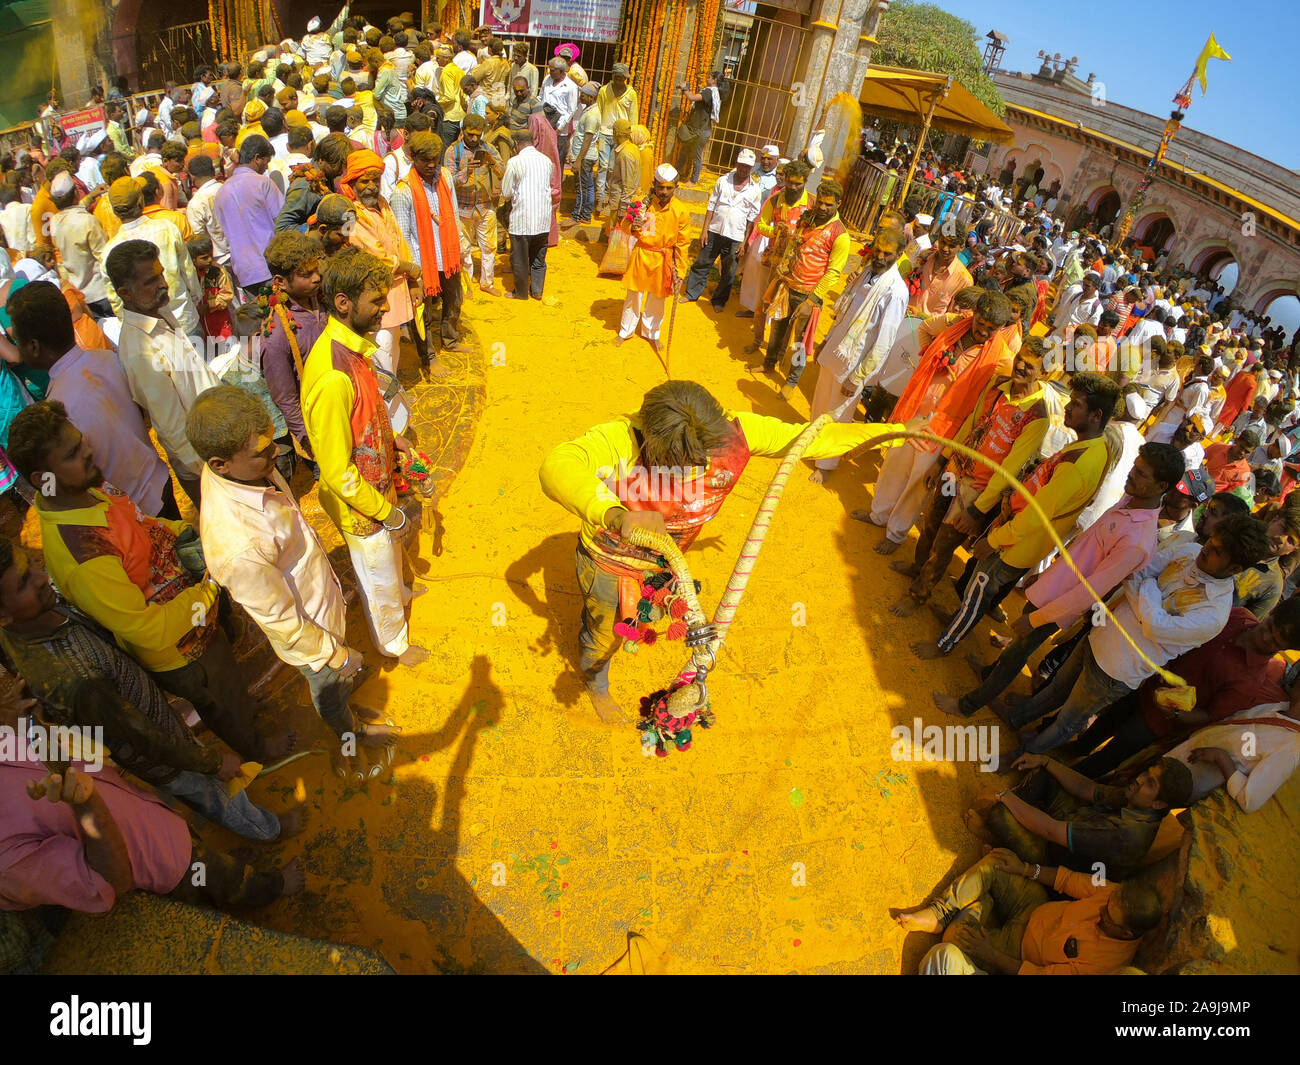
[540,411,901,558]
[301,315,396,537]
[985,434,1110,569]
[35,490,219,673]
[437,62,466,123]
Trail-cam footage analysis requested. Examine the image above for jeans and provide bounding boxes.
[959,621,1057,715]
[1005,639,1134,759]
[575,545,621,693]
[683,231,741,307]
[152,635,264,760]
[573,157,596,221]
[300,658,357,737]
[165,769,280,841]
[936,554,1029,654]
[440,120,461,147]
[1070,692,1159,779]
[763,289,813,385]
[509,231,549,297]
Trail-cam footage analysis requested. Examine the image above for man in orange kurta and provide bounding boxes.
[615,164,692,352]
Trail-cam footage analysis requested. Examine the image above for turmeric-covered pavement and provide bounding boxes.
[41,240,1011,974]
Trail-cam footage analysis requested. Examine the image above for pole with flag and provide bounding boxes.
[1114,34,1230,247]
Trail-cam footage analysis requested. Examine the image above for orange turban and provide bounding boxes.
[338,148,384,198]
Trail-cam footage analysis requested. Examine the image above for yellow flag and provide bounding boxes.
[1194,33,1231,94]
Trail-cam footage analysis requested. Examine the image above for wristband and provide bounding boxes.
[1031,863,1042,881]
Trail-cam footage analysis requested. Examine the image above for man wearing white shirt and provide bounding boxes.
[499,128,556,300]
[1148,353,1214,444]
[1169,700,1300,812]
[192,65,218,112]
[1050,271,1103,338]
[157,86,178,135]
[999,515,1267,764]
[104,239,221,504]
[6,281,179,518]
[539,58,579,158]
[185,155,230,267]
[0,186,34,256]
[100,176,202,336]
[302,8,348,66]
[808,229,907,479]
[680,148,763,310]
[48,175,110,315]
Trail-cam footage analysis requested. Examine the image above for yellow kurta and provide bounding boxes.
[348,201,414,328]
[624,198,691,298]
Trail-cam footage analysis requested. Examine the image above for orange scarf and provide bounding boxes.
[404,168,462,299]
[892,316,1011,440]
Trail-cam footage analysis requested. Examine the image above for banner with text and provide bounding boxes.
[478,0,623,43]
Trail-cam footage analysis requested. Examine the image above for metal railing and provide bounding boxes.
[840,157,1030,244]
[699,10,809,173]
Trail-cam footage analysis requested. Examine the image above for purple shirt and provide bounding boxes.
[214,165,285,288]
[262,300,327,448]
[47,345,172,516]
[1026,501,1160,629]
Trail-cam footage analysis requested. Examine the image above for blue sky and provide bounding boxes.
[926,0,1300,171]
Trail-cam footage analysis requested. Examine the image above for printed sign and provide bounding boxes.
[479,0,624,43]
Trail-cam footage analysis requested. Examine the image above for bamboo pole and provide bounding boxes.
[895,78,945,208]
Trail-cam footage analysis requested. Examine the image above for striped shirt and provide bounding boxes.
[390,169,462,275]
[500,145,554,236]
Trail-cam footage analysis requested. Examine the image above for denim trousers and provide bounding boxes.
[683,231,740,306]
[165,769,280,841]
[1005,639,1135,758]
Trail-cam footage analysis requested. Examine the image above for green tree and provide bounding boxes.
[873,1,1006,117]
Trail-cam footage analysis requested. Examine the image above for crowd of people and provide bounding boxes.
[0,5,1296,977]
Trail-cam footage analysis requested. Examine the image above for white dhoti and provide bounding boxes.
[343,526,412,658]
[738,238,768,312]
[373,327,412,434]
[619,291,666,340]
[869,442,941,543]
[810,366,863,472]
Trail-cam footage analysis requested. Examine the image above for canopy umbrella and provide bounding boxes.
[859,64,1014,206]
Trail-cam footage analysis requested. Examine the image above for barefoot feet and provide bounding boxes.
[586,689,628,725]
[397,644,430,667]
[910,639,947,660]
[874,537,902,555]
[932,691,965,718]
[890,904,940,934]
[889,594,922,618]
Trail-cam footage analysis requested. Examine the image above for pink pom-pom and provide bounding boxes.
[613,621,640,642]
[640,584,655,600]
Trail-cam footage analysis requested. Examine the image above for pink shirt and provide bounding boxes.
[0,758,191,911]
[1026,501,1159,629]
